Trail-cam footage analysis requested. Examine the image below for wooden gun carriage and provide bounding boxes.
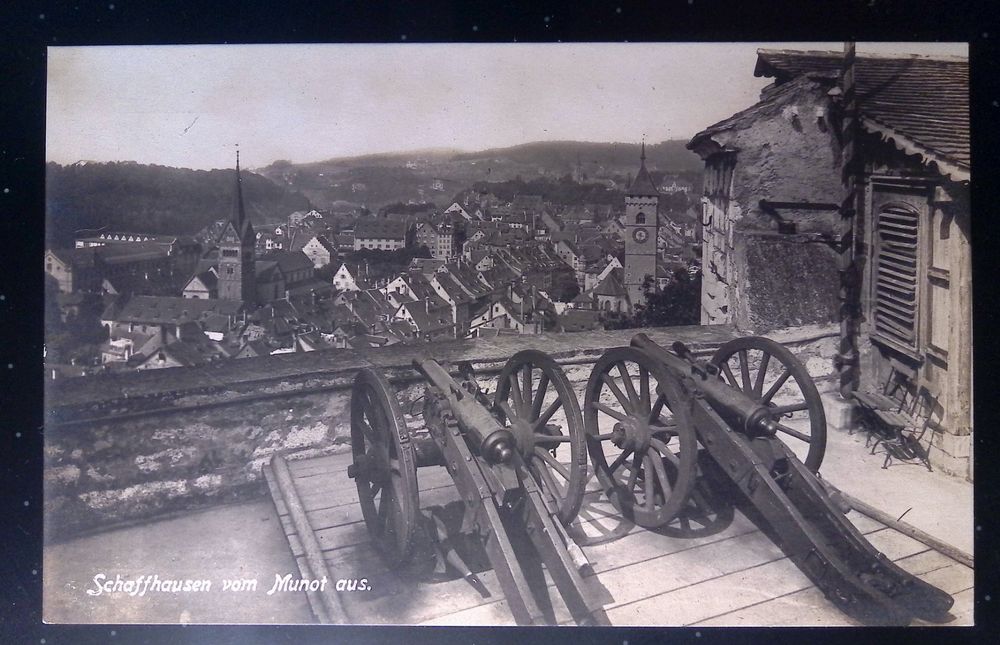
[346,335,954,626]
[347,350,608,625]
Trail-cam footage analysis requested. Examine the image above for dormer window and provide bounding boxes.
[636,212,646,225]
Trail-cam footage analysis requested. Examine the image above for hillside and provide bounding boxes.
[46,162,313,247]
[257,140,703,211]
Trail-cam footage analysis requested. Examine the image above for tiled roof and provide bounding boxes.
[401,300,453,333]
[689,74,818,155]
[238,339,271,357]
[190,270,218,290]
[354,218,407,240]
[49,247,98,268]
[628,164,660,197]
[410,258,447,275]
[754,49,969,181]
[260,250,314,274]
[114,296,242,324]
[592,269,628,298]
[434,273,473,304]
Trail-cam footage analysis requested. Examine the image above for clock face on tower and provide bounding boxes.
[632,228,649,243]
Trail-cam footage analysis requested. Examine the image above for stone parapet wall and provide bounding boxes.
[44,324,838,541]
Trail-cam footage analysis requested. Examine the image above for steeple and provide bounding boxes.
[628,140,659,197]
[231,146,250,237]
[216,145,256,303]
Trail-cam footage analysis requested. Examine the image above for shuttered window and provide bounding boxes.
[873,205,920,349]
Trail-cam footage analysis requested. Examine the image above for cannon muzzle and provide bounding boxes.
[630,333,780,437]
[413,356,517,464]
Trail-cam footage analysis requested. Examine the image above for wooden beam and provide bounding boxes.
[839,491,973,568]
[269,454,352,623]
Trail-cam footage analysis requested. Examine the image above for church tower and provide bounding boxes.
[217,150,256,303]
[623,142,660,309]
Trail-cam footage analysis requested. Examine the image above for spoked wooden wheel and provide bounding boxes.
[583,347,698,528]
[494,349,587,525]
[348,368,418,568]
[710,336,827,471]
[653,450,735,539]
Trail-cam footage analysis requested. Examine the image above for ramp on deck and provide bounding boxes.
[263,450,973,626]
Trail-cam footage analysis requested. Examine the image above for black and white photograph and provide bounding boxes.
[42,41,972,627]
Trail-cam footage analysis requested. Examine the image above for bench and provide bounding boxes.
[851,358,937,471]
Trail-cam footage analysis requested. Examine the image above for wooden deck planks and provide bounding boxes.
[267,450,973,627]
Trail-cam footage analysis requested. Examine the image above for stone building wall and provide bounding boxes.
[695,77,843,332]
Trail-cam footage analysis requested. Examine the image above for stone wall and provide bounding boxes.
[741,233,840,332]
[695,76,843,331]
[44,324,838,541]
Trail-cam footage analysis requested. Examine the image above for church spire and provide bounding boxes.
[231,145,249,237]
[628,139,659,197]
[640,138,646,165]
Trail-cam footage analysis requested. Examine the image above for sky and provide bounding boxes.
[46,42,967,171]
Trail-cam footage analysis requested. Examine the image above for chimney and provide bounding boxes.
[425,298,429,314]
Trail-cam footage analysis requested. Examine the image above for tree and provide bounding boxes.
[637,268,701,327]
[549,269,581,302]
[599,268,701,329]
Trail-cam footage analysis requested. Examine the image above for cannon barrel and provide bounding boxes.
[630,333,781,437]
[413,358,516,464]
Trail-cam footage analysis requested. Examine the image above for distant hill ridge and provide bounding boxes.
[263,139,702,174]
[46,161,312,248]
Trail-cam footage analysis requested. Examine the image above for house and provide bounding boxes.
[561,206,594,226]
[332,262,369,292]
[408,257,447,277]
[468,250,493,272]
[235,339,271,359]
[591,268,630,314]
[688,48,970,476]
[583,256,623,293]
[554,239,583,272]
[299,235,337,269]
[260,251,315,290]
[183,269,218,300]
[133,321,229,370]
[288,211,311,226]
[256,231,286,252]
[353,219,408,251]
[601,216,626,239]
[414,222,456,260]
[99,329,164,365]
[102,295,243,346]
[295,331,335,352]
[444,202,473,220]
[430,271,475,338]
[393,298,454,340]
[570,291,595,310]
[334,228,355,252]
[45,244,174,294]
[468,297,542,336]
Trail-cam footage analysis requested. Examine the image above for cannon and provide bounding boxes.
[582,333,954,626]
[346,350,607,626]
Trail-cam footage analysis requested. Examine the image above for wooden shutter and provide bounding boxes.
[873,205,920,348]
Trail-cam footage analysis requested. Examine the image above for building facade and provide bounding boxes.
[688,49,971,477]
[623,144,661,309]
[216,154,256,303]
